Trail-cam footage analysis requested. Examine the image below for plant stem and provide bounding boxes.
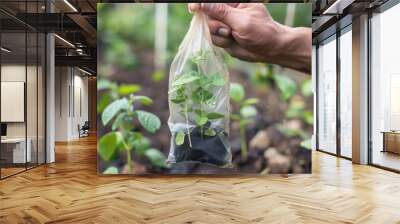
[239,121,248,161]
[197,62,204,138]
[126,149,133,173]
[185,103,192,148]
[121,133,134,173]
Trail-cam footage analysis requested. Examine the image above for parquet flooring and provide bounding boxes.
[1,135,400,224]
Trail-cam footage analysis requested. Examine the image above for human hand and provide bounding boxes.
[188,3,311,73]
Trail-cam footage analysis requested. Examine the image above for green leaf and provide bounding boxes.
[103,166,119,174]
[300,79,313,97]
[231,114,241,121]
[144,148,167,168]
[286,99,306,119]
[243,98,259,106]
[195,114,208,126]
[229,82,245,103]
[97,94,112,114]
[127,132,150,155]
[171,97,186,104]
[194,109,204,116]
[112,112,127,130]
[274,75,297,101]
[240,105,257,118]
[303,111,313,125]
[197,75,213,86]
[102,98,129,126]
[207,112,224,120]
[136,110,161,133]
[152,70,165,82]
[118,84,141,96]
[192,87,213,103]
[168,86,180,94]
[133,95,153,105]
[300,138,312,150]
[172,73,200,86]
[98,132,123,161]
[98,79,113,91]
[204,128,216,136]
[175,131,185,146]
[211,74,225,86]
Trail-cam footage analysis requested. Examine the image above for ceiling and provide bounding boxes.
[0,0,98,74]
[312,0,391,43]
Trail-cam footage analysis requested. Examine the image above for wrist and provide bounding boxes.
[264,25,311,73]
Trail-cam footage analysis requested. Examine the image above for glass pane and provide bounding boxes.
[26,0,39,169]
[38,32,45,165]
[340,29,352,158]
[1,30,27,177]
[318,37,337,154]
[27,30,38,169]
[371,4,400,171]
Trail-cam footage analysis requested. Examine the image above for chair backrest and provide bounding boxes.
[82,121,90,129]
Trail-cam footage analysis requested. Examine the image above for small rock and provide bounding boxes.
[249,130,270,150]
[286,119,302,130]
[264,147,290,173]
[267,127,285,146]
[121,162,146,174]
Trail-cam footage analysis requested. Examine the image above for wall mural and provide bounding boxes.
[97,3,313,175]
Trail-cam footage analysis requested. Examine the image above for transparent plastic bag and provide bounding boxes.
[167,12,231,167]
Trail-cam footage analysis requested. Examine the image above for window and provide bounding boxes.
[317,36,337,154]
[339,28,352,158]
[370,3,400,171]
[0,1,46,179]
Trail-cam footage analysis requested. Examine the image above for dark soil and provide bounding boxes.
[173,125,231,167]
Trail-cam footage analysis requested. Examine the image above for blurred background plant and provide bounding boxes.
[98,3,313,174]
[229,82,259,161]
[98,80,166,174]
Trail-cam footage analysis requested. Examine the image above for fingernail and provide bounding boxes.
[201,3,211,12]
[217,27,230,37]
[189,3,200,13]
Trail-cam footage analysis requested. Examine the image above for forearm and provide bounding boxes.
[266,26,312,74]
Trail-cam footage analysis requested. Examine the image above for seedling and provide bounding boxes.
[229,82,259,161]
[168,50,229,165]
[170,50,225,143]
[98,80,165,174]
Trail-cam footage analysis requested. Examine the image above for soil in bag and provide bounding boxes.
[173,124,230,167]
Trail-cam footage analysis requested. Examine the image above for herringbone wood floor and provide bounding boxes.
[1,135,400,224]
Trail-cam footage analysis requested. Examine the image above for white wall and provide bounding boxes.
[55,67,69,141]
[1,64,46,164]
[1,65,36,138]
[54,67,89,141]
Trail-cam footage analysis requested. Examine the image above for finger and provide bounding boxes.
[188,3,200,13]
[226,3,240,8]
[208,19,231,37]
[200,3,239,28]
[211,34,233,49]
[225,44,259,62]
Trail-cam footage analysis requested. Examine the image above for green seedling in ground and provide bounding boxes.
[169,50,226,147]
[229,82,259,161]
[98,80,165,174]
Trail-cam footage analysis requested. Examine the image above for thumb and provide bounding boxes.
[200,3,238,27]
